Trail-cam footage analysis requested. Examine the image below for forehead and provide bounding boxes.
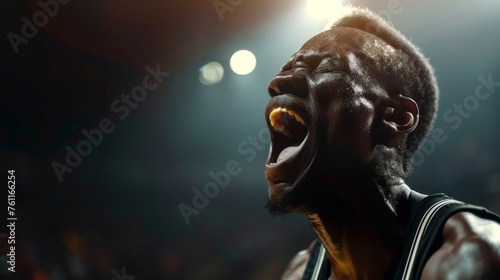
[298,27,396,63]
[301,27,367,51]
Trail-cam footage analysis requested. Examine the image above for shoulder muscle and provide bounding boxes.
[422,212,500,279]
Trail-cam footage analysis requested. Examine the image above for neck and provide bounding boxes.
[306,169,412,280]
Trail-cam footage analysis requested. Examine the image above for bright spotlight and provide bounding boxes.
[229,50,257,75]
[307,0,343,20]
[199,61,224,86]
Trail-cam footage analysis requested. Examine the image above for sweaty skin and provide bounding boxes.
[264,28,500,279]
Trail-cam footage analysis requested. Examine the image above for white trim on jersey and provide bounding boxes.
[401,199,457,280]
[311,245,326,280]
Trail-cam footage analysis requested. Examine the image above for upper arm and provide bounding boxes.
[421,212,500,280]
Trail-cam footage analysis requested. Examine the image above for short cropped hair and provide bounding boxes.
[326,6,439,174]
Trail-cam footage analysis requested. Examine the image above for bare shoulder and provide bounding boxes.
[422,211,500,280]
[281,240,316,280]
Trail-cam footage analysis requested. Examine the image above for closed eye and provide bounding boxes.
[280,60,310,72]
[314,58,344,73]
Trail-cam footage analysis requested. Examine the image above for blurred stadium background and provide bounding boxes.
[1,0,500,279]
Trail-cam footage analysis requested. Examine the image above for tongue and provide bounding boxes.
[277,144,300,162]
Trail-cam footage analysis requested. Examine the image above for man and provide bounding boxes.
[263,6,500,280]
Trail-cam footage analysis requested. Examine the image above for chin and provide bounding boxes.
[266,185,311,215]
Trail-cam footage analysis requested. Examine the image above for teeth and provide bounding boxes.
[269,107,306,138]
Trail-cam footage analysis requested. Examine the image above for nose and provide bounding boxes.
[267,73,309,98]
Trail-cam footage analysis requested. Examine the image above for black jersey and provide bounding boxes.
[302,192,500,280]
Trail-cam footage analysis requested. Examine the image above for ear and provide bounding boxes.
[382,96,419,135]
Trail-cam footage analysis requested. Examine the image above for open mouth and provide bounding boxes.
[268,107,308,164]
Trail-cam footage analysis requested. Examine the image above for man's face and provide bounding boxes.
[264,27,395,214]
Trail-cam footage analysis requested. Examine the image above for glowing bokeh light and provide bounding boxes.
[199,61,224,86]
[229,50,257,75]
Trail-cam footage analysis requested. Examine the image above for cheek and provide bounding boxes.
[350,98,375,133]
[324,97,375,161]
[312,76,376,157]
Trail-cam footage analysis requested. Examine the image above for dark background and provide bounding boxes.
[1,0,499,279]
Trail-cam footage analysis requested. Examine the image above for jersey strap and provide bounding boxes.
[400,197,458,279]
[303,239,330,280]
[388,192,500,280]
